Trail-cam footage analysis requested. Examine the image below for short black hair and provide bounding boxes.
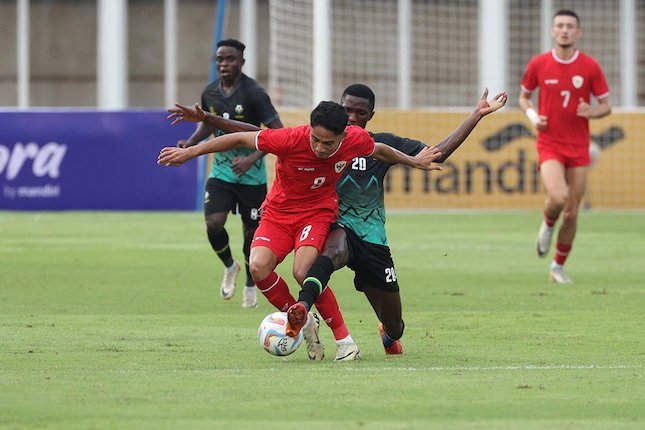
[554,9,580,24]
[216,38,246,54]
[310,101,348,135]
[342,84,376,110]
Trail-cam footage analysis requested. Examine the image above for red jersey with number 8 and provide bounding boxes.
[256,124,375,213]
[520,49,609,147]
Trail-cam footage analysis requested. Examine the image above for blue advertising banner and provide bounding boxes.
[0,111,199,210]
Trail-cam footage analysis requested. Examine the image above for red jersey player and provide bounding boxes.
[519,9,611,284]
[158,101,442,360]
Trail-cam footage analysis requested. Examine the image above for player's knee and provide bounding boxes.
[249,258,271,283]
[205,218,225,232]
[322,243,342,261]
[549,190,569,209]
[292,267,307,286]
[562,208,579,225]
[382,319,404,340]
[320,229,349,268]
[322,243,349,269]
[249,265,268,283]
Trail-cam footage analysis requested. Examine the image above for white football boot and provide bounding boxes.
[334,342,361,362]
[241,285,258,308]
[303,312,325,360]
[220,260,240,300]
[549,265,573,284]
[536,222,554,258]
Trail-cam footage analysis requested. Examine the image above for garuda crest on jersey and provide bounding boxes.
[335,161,347,173]
[572,75,584,89]
[235,104,244,115]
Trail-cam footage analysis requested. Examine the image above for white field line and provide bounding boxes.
[261,364,643,372]
[351,364,642,371]
[102,364,642,375]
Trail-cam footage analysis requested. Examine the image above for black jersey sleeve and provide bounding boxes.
[372,132,426,157]
[200,81,216,113]
[200,91,208,112]
[246,81,280,127]
[199,83,221,135]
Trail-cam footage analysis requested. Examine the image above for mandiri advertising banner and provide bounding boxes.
[0,111,199,210]
[275,110,639,209]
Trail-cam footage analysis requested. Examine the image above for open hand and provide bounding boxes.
[414,146,443,171]
[478,88,508,116]
[157,147,193,167]
[166,103,207,126]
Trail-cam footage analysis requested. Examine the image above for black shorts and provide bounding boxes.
[204,178,267,226]
[339,224,400,293]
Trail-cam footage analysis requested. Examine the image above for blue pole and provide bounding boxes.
[210,0,228,82]
[196,0,228,211]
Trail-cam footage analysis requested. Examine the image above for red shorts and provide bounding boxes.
[537,139,590,168]
[251,206,336,263]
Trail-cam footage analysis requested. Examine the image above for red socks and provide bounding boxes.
[554,242,572,266]
[544,212,558,228]
[255,272,296,312]
[256,274,351,342]
[314,286,350,341]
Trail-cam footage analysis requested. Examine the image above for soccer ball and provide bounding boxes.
[258,312,303,357]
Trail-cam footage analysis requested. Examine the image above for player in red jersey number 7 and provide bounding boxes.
[159,101,443,360]
[519,9,611,284]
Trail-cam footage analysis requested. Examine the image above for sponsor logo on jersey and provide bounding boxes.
[544,79,559,85]
[572,75,584,89]
[334,161,347,173]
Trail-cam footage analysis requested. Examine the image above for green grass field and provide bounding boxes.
[1,211,643,429]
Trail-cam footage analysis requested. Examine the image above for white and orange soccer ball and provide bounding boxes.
[258,312,303,356]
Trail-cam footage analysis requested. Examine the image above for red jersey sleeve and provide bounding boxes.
[590,59,610,100]
[256,127,299,158]
[520,57,539,94]
[346,126,375,157]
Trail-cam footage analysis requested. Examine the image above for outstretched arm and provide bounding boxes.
[168,103,262,132]
[158,131,259,167]
[176,121,215,149]
[434,88,507,162]
[229,115,284,175]
[373,143,443,171]
[168,103,271,175]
